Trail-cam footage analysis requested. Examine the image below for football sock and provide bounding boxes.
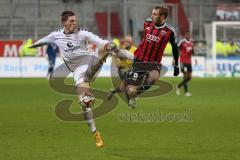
[178,78,189,93]
[82,107,96,133]
[178,79,187,88]
[183,82,188,93]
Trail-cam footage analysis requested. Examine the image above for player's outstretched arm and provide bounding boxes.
[29,42,48,48]
[29,32,55,48]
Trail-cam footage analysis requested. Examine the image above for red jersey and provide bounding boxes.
[178,38,194,64]
[134,18,177,64]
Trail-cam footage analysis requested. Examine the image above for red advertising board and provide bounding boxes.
[0,40,23,57]
[0,40,46,57]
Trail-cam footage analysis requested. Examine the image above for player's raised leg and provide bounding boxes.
[126,68,160,108]
[84,43,121,81]
[137,70,160,93]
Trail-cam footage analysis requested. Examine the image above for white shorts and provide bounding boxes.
[73,50,100,86]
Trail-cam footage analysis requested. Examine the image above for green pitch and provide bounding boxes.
[0,78,240,160]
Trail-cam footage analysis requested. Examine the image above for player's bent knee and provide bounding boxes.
[126,86,138,96]
[149,70,160,81]
[79,92,95,108]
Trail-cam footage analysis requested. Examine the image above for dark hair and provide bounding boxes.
[154,6,169,18]
[61,11,75,23]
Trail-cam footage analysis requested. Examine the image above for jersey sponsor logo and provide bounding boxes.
[67,42,74,48]
[146,34,160,42]
[64,42,81,53]
[186,46,193,53]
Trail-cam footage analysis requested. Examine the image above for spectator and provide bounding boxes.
[216,40,227,57]
[46,43,59,79]
[226,40,239,56]
[20,38,37,57]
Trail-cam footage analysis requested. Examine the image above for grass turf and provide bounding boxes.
[0,78,240,160]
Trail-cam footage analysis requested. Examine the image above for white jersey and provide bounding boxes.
[36,28,109,71]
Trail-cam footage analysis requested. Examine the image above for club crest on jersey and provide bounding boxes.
[146,34,160,42]
[160,30,167,36]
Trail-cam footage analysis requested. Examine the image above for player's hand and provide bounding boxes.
[28,45,34,48]
[173,66,179,76]
[28,44,38,48]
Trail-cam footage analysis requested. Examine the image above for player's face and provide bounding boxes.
[64,16,77,33]
[185,33,191,40]
[151,9,164,25]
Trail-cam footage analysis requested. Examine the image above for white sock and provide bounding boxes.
[83,107,96,133]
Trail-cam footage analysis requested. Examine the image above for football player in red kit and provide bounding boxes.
[125,6,180,108]
[176,32,195,96]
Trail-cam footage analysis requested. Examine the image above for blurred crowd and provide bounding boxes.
[215,39,240,57]
[216,4,240,21]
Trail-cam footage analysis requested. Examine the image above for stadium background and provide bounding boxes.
[0,0,240,77]
[0,0,240,160]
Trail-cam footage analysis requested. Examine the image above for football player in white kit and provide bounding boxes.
[29,11,123,148]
